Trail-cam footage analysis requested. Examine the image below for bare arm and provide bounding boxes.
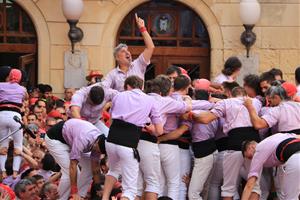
[154,123,164,136]
[158,125,189,142]
[135,13,155,63]
[70,106,81,119]
[194,112,218,124]
[241,176,257,200]
[49,172,62,183]
[244,98,268,130]
[20,149,38,169]
[69,159,80,199]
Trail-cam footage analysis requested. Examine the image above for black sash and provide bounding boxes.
[160,139,178,145]
[281,129,300,135]
[276,138,300,163]
[227,127,260,151]
[192,138,216,158]
[215,137,228,152]
[107,119,142,148]
[46,121,67,144]
[140,131,157,143]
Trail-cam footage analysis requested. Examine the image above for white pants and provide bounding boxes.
[45,136,93,200]
[94,120,109,137]
[0,111,23,172]
[137,140,161,196]
[106,141,139,200]
[208,151,224,200]
[179,148,192,200]
[276,152,300,200]
[222,150,261,197]
[189,151,216,200]
[159,144,180,200]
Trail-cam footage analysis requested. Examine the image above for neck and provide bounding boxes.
[174,90,186,95]
[119,63,130,72]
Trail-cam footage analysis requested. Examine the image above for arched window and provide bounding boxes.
[0,0,37,86]
[117,0,211,80]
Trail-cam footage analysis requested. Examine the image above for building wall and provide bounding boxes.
[16,0,300,95]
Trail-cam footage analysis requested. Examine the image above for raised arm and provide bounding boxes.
[135,13,155,63]
[244,97,268,130]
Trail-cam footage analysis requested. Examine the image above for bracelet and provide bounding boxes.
[71,185,78,194]
[139,26,147,33]
[188,111,194,121]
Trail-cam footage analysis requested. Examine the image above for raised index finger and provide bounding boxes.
[135,13,138,20]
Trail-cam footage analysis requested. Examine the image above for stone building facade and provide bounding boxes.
[5,0,300,95]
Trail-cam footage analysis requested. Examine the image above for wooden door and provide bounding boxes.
[19,53,36,86]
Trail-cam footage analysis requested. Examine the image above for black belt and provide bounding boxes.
[0,107,21,114]
[160,139,178,146]
[107,119,142,162]
[46,121,67,144]
[140,131,157,143]
[215,137,228,152]
[276,138,300,163]
[227,127,260,151]
[281,129,300,135]
[178,140,190,149]
[192,138,216,158]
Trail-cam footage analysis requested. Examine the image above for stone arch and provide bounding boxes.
[15,0,51,84]
[100,0,223,76]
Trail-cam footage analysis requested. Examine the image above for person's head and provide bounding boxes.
[155,75,172,96]
[33,106,43,120]
[281,82,297,99]
[243,74,262,97]
[259,72,275,95]
[40,182,59,200]
[194,89,209,101]
[41,153,56,171]
[64,88,75,101]
[27,113,38,124]
[295,66,300,85]
[166,66,182,82]
[32,175,45,192]
[36,100,47,115]
[0,66,12,82]
[32,149,45,169]
[222,56,242,78]
[88,86,104,105]
[241,140,257,159]
[193,79,211,91]
[173,75,191,94]
[222,81,240,98]
[8,68,22,83]
[232,86,247,97]
[144,79,161,95]
[56,107,67,121]
[158,196,173,200]
[124,75,144,91]
[269,68,283,80]
[14,179,36,200]
[114,43,132,67]
[265,85,290,106]
[42,85,53,99]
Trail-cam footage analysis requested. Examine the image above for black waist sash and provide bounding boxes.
[140,131,157,143]
[215,137,228,152]
[276,138,300,163]
[178,140,190,149]
[107,119,142,149]
[46,121,67,144]
[192,138,216,158]
[160,139,178,146]
[227,127,260,151]
[0,101,22,114]
[281,129,300,135]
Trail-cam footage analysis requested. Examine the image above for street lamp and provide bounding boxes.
[62,0,84,53]
[239,0,261,57]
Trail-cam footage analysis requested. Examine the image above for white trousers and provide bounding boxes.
[179,148,192,200]
[208,151,224,200]
[188,151,216,200]
[137,140,161,196]
[106,141,139,200]
[0,111,23,172]
[276,152,300,200]
[222,150,261,198]
[159,144,180,200]
[45,136,93,200]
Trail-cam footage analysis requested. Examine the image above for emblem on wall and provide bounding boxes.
[152,13,175,36]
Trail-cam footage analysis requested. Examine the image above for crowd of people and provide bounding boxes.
[0,14,300,200]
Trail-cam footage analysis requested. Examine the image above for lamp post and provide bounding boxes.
[62,0,84,53]
[239,0,261,57]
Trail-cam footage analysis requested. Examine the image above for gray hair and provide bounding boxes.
[113,43,127,59]
[266,85,290,100]
[40,182,53,198]
[14,179,33,198]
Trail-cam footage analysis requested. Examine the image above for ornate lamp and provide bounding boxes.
[62,0,84,53]
[239,0,261,57]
